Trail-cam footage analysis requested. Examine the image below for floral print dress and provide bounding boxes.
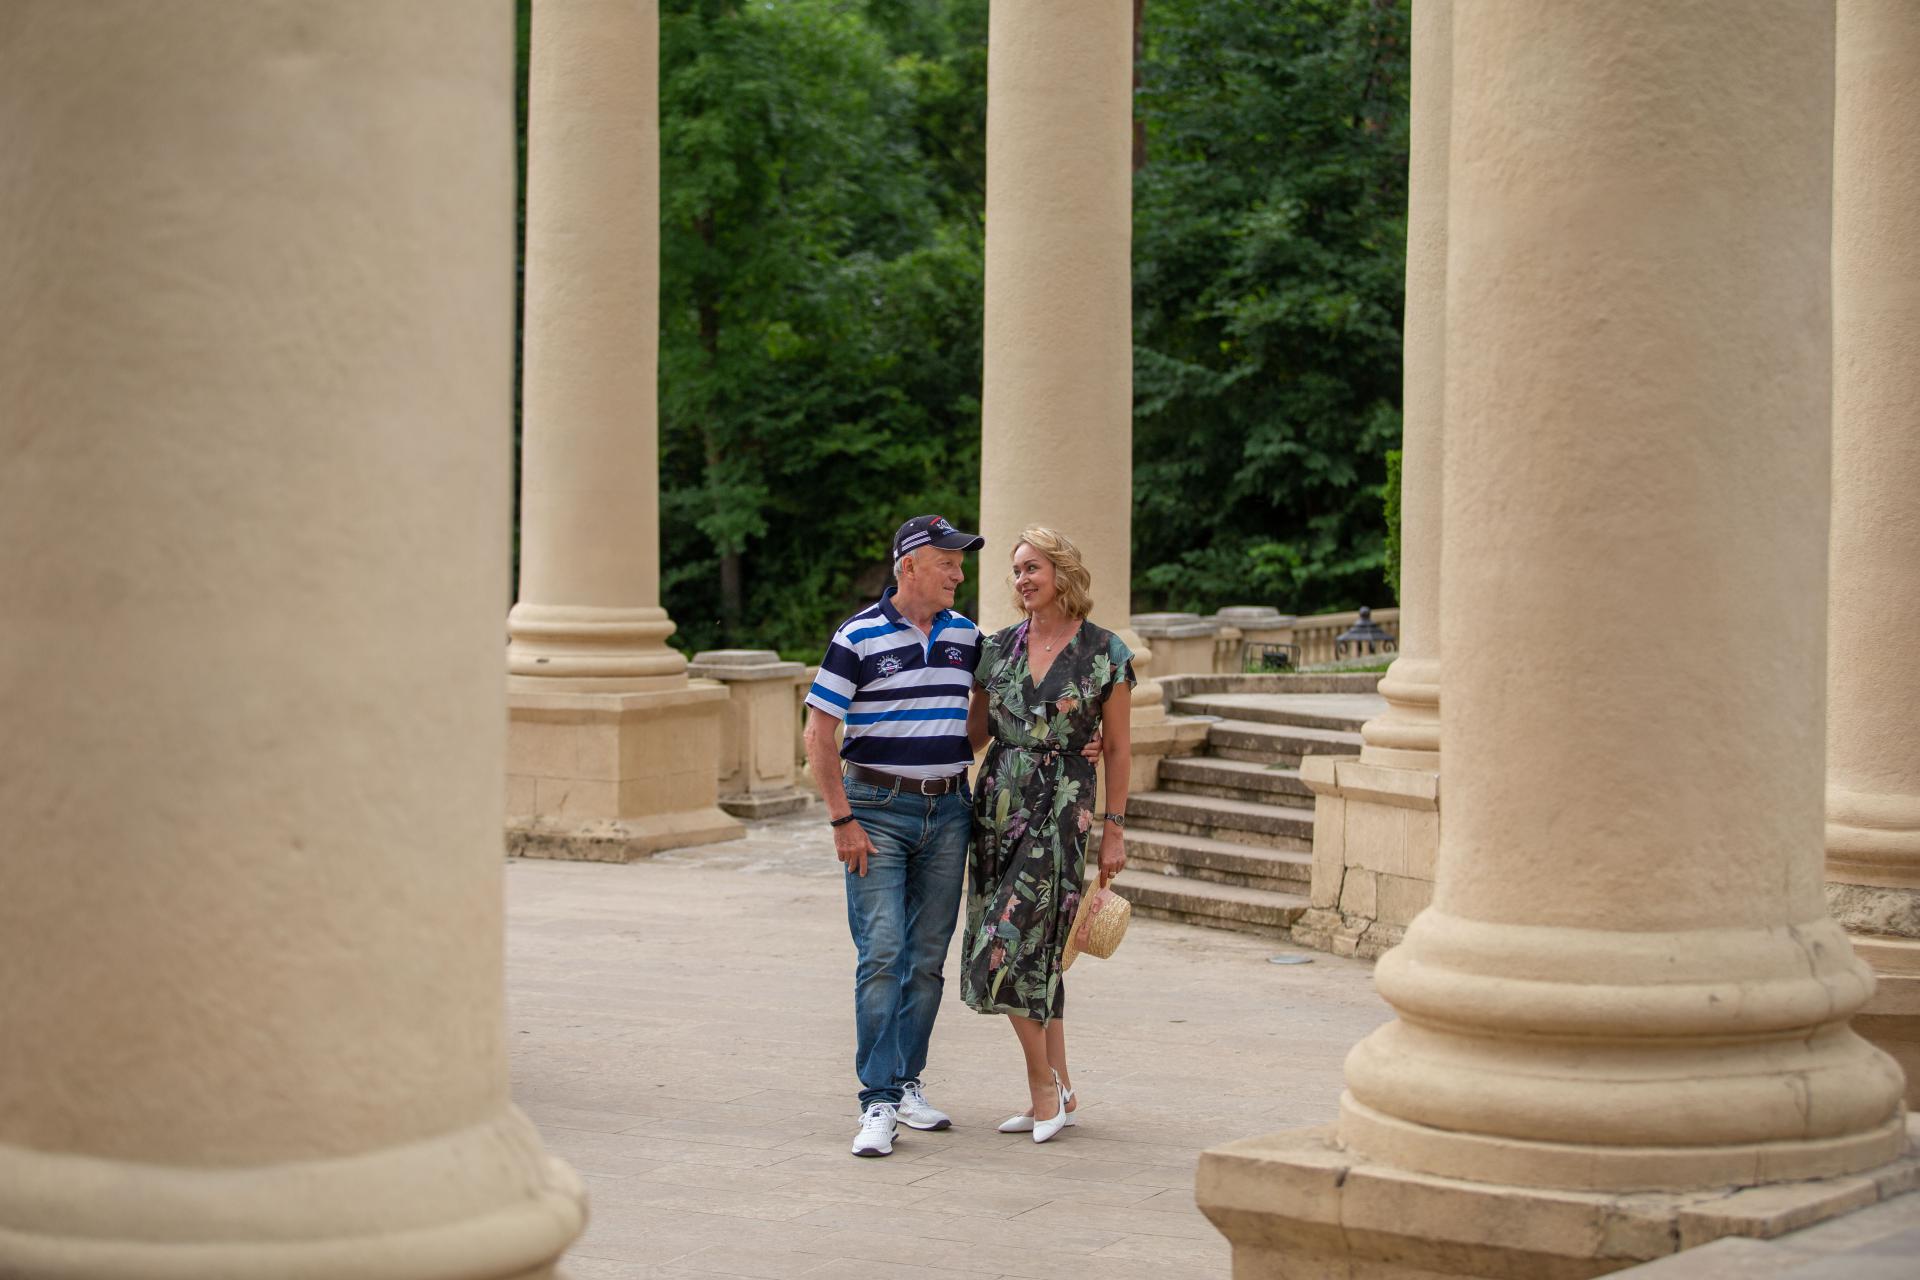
[962,619,1135,1024]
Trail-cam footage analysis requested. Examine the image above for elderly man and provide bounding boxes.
[804,515,984,1157]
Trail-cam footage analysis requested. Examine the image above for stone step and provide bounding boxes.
[1129,789,1314,849]
[1114,868,1310,939]
[1124,827,1312,894]
[1157,756,1315,809]
[1206,718,1364,766]
[1171,692,1381,733]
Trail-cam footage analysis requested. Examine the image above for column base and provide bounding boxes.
[1292,755,1438,959]
[1848,933,1920,1109]
[507,682,745,860]
[1197,1118,1920,1280]
[0,1108,583,1280]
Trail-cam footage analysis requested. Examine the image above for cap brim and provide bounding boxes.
[928,532,985,552]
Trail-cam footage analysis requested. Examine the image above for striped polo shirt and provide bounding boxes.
[805,588,981,779]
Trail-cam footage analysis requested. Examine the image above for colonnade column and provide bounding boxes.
[1828,0,1920,1107]
[0,4,582,1275]
[1199,4,1912,1275]
[978,0,1174,797]
[1296,0,1451,960]
[505,0,740,859]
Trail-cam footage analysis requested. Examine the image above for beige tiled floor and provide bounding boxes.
[508,812,1394,1279]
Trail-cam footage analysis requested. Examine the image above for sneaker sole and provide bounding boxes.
[852,1144,893,1157]
[900,1116,950,1131]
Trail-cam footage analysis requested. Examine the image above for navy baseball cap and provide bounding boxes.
[893,514,984,560]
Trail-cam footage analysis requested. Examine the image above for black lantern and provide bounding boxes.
[1334,607,1396,659]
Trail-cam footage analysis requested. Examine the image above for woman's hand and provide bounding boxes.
[1098,827,1126,886]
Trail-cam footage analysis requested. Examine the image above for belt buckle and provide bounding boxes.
[917,776,942,796]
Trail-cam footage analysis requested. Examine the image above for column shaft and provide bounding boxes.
[507,0,681,687]
[0,4,582,1274]
[1828,0,1920,1104]
[979,0,1165,749]
[1359,0,1448,770]
[1339,0,1903,1190]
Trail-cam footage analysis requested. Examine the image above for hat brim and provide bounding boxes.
[926,532,985,552]
[1061,878,1103,971]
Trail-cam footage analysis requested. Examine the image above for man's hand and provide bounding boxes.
[1081,730,1103,762]
[835,817,876,877]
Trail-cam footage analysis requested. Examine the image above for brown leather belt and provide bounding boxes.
[843,762,964,796]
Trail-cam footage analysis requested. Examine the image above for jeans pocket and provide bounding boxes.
[845,779,893,809]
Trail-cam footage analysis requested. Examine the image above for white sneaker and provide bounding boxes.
[897,1081,952,1131]
[851,1102,898,1157]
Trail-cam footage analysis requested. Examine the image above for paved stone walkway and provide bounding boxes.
[506,812,1395,1279]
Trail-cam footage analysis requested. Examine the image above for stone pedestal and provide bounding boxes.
[1213,606,1298,673]
[1290,755,1437,960]
[688,650,811,819]
[1827,0,1920,1110]
[0,5,583,1273]
[1199,4,1908,1276]
[506,0,738,857]
[507,685,742,861]
[1130,613,1222,681]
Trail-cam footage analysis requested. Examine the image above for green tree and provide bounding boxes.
[658,0,989,657]
[1132,0,1410,615]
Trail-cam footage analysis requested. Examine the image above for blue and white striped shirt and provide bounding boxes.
[805,588,981,779]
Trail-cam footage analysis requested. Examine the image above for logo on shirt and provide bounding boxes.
[876,654,904,678]
[942,645,967,666]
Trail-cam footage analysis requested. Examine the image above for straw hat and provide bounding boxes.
[1061,878,1131,970]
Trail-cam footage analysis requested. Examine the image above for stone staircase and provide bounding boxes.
[1114,684,1382,939]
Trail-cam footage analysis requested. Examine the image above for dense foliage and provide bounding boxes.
[514,1,1410,659]
[1131,0,1408,615]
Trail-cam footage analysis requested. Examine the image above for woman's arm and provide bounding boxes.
[1097,682,1132,885]
[967,685,990,754]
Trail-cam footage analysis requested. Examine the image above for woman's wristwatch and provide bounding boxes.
[1102,812,1126,828]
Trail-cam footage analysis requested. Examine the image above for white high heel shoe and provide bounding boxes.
[997,1080,1077,1133]
[1032,1077,1070,1143]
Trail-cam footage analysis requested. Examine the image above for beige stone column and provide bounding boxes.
[1358,0,1447,774]
[1200,4,1914,1274]
[1295,0,1451,963]
[0,4,583,1275]
[1829,0,1920,1108]
[979,0,1172,799]
[505,0,739,859]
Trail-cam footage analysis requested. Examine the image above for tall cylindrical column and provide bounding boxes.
[978,0,1159,719]
[502,0,739,859]
[1359,0,1448,771]
[0,4,583,1275]
[1339,0,1905,1191]
[506,0,682,688]
[1828,0,1920,1104]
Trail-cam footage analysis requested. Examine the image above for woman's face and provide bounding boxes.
[1011,543,1059,615]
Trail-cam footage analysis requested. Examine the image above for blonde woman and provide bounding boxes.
[963,527,1133,1143]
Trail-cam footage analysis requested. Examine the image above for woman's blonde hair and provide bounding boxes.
[1008,526,1094,620]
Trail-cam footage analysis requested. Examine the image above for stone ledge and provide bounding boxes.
[716,789,811,820]
[1197,1118,1920,1280]
[507,809,744,862]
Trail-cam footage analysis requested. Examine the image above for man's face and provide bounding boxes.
[908,547,966,610]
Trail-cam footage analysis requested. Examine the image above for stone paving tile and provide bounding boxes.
[510,812,1394,1279]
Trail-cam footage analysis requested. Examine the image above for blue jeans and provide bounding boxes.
[842,775,970,1110]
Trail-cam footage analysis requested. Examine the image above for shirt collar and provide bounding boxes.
[879,586,949,630]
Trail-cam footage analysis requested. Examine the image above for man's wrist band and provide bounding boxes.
[830,813,857,828]
[1102,812,1126,827]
